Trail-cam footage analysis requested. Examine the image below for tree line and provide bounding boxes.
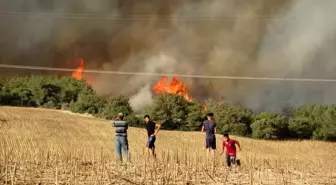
[1,76,335,141]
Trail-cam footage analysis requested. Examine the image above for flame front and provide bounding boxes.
[153,76,191,102]
[72,58,85,80]
[153,76,167,94]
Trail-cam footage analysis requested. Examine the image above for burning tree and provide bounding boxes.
[153,76,191,102]
[71,58,92,84]
[72,58,85,80]
[150,76,208,130]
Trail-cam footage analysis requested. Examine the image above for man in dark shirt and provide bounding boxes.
[202,113,217,157]
[112,113,129,162]
[144,115,161,158]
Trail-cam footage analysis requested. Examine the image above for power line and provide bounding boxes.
[0,12,287,20]
[0,64,335,82]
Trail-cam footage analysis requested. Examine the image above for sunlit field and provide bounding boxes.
[0,106,335,184]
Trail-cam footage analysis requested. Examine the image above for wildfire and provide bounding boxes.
[153,76,192,102]
[72,58,85,80]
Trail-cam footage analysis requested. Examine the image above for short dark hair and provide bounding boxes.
[223,133,229,137]
[207,112,214,117]
[144,114,150,119]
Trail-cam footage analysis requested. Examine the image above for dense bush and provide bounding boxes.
[125,114,143,128]
[204,100,252,136]
[0,76,134,119]
[251,112,288,140]
[289,105,336,141]
[69,86,100,114]
[0,76,89,109]
[288,117,315,139]
[1,75,336,141]
[98,95,133,120]
[186,101,206,131]
[150,93,189,130]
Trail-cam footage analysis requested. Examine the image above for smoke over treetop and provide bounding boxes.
[1,0,336,111]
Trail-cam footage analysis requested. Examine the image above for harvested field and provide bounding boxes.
[0,106,335,184]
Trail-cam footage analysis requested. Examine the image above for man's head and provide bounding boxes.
[144,114,151,123]
[207,112,214,120]
[117,112,124,120]
[223,133,229,142]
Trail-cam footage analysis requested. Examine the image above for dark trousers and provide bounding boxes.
[226,154,236,167]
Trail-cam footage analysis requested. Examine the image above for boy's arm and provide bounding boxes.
[153,123,161,136]
[201,125,205,132]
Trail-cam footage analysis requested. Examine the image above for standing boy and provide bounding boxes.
[221,133,241,168]
[202,113,217,153]
[144,115,161,158]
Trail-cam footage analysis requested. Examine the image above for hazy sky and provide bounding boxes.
[1,0,336,112]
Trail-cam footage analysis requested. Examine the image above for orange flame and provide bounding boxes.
[153,76,167,94]
[153,76,192,102]
[72,58,85,80]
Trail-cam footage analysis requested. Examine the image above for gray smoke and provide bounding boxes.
[1,0,336,112]
[250,0,336,111]
[129,84,153,113]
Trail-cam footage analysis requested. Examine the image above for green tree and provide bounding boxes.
[290,104,336,141]
[57,77,88,104]
[288,117,316,139]
[0,88,20,106]
[312,106,336,141]
[98,95,133,120]
[221,106,252,136]
[0,76,37,106]
[69,86,100,114]
[40,84,62,109]
[186,101,206,131]
[204,99,227,131]
[204,100,252,136]
[125,115,143,128]
[150,93,188,130]
[251,112,288,140]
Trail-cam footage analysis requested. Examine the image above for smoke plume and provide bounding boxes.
[1,0,336,112]
[252,0,336,111]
